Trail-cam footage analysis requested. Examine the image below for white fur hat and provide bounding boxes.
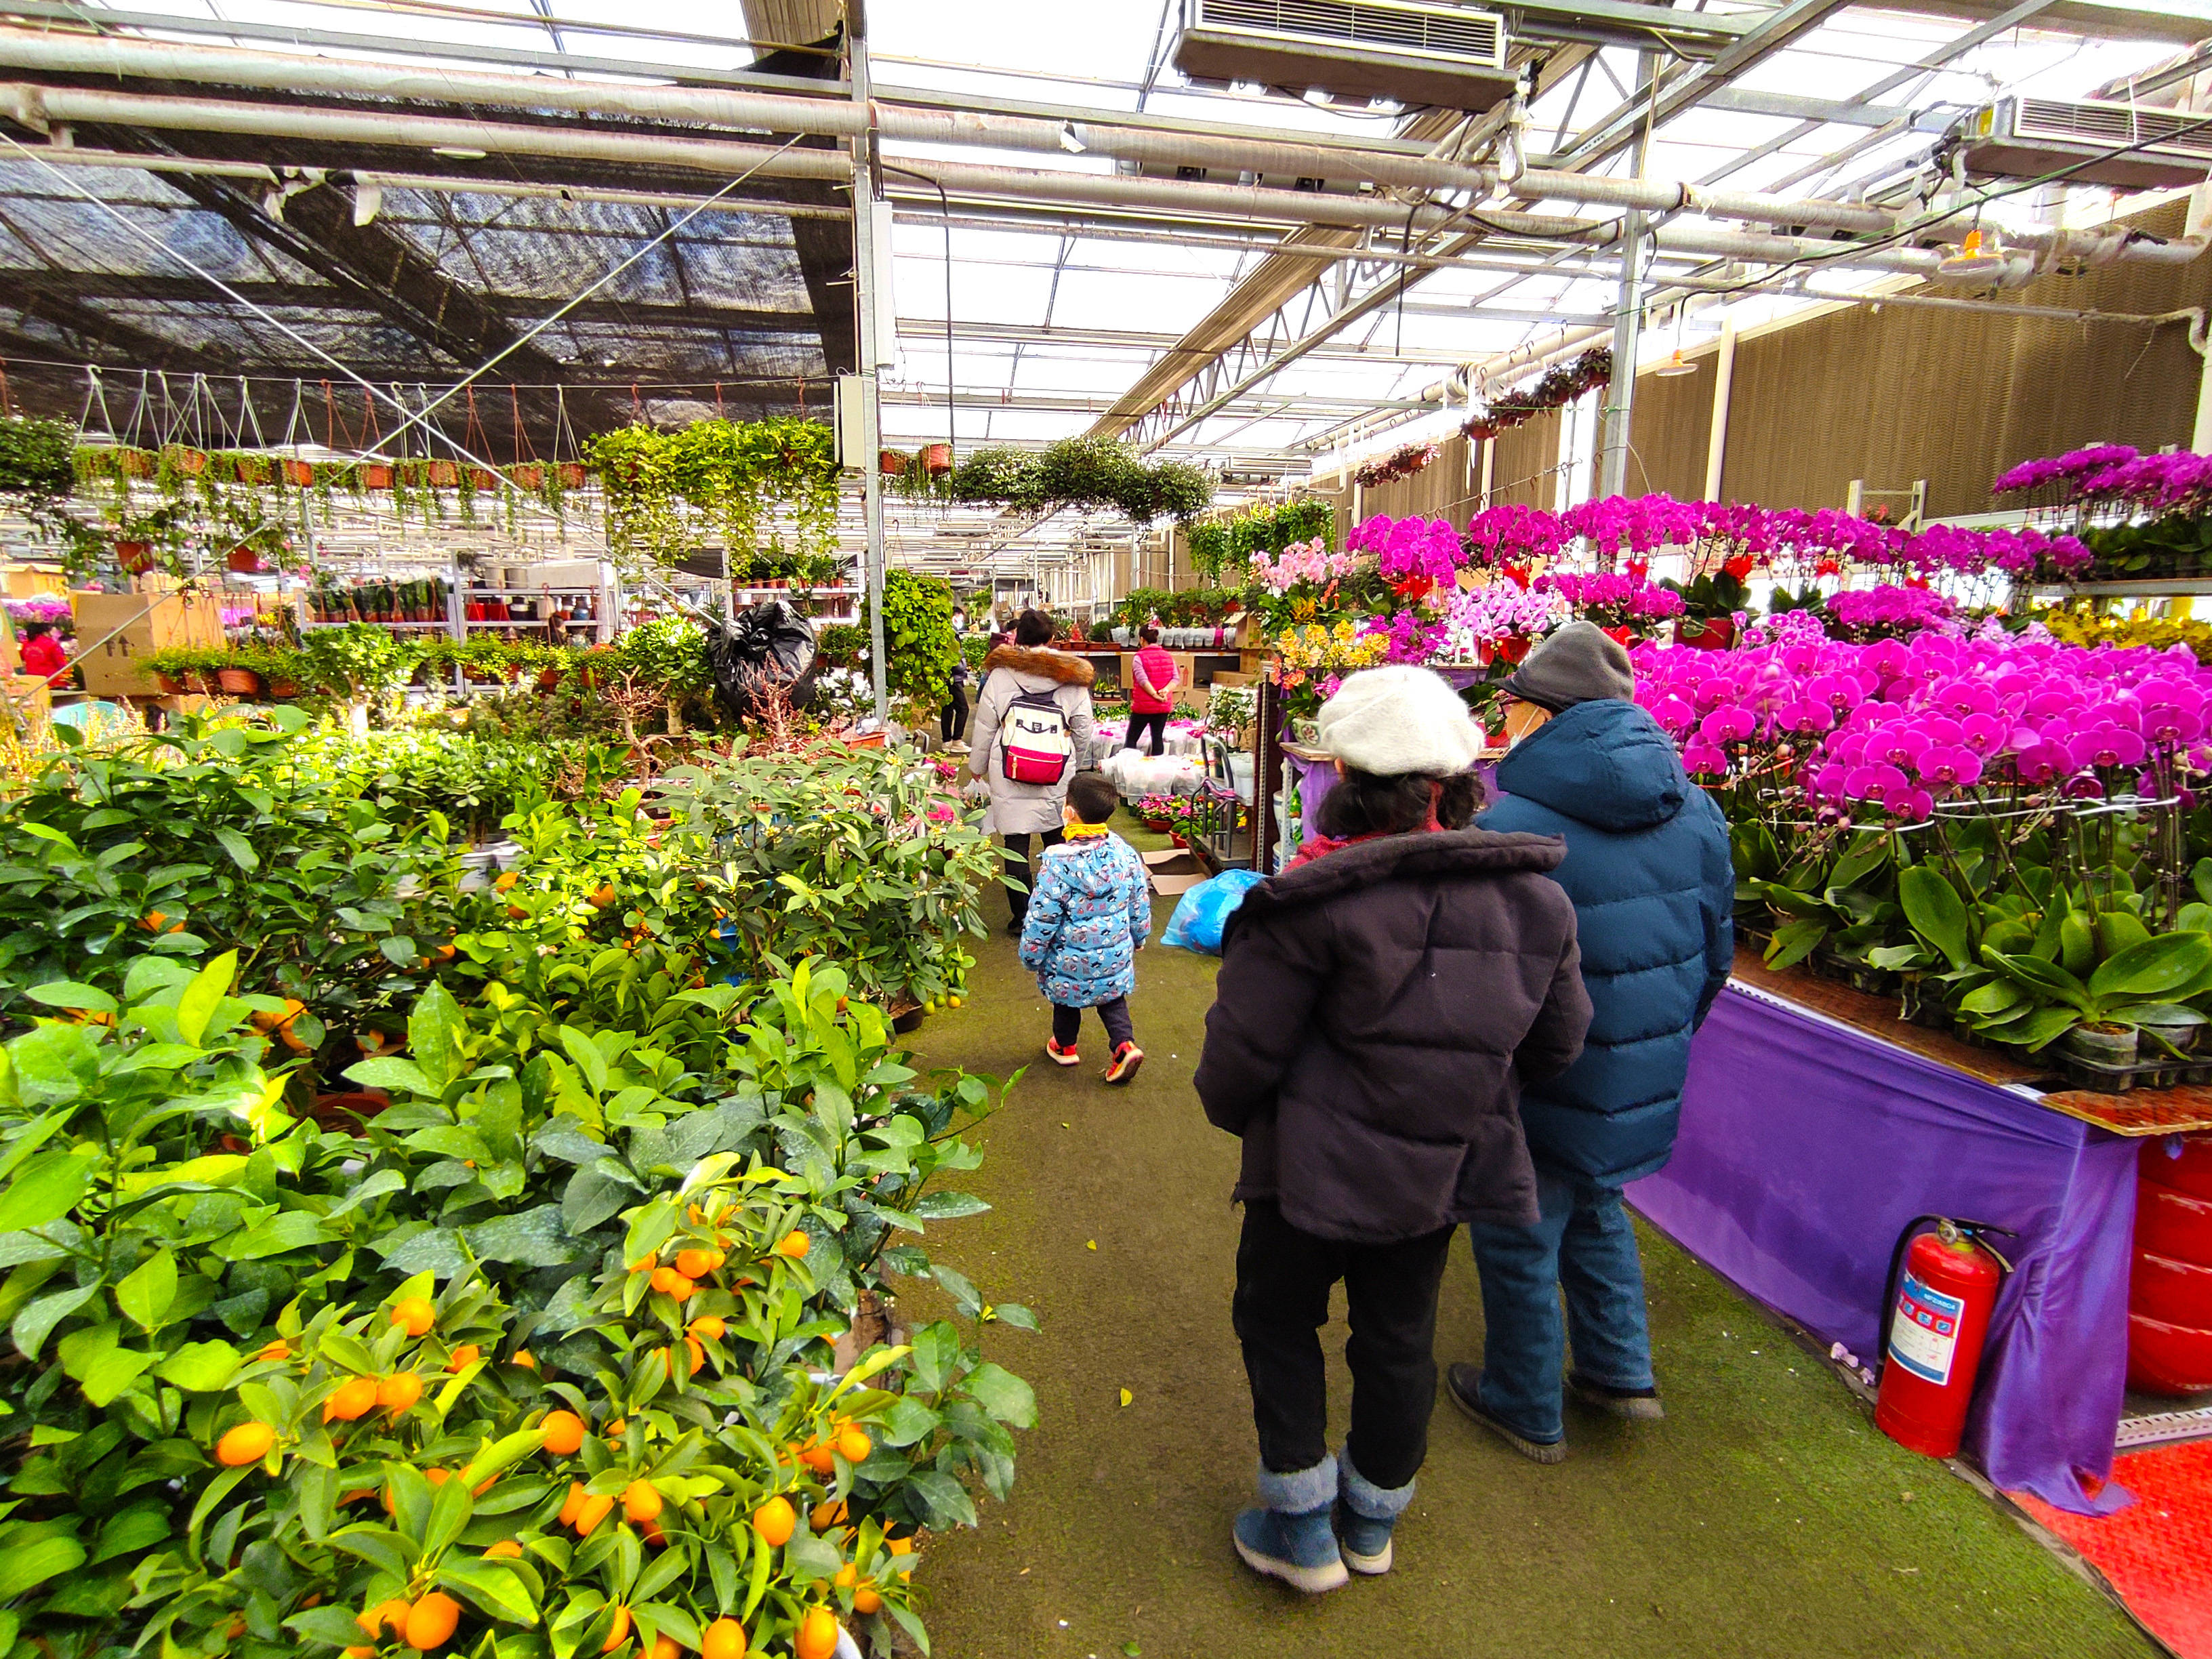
[1313,664,1485,777]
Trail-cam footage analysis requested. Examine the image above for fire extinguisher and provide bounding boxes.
[1873,1215,2014,1459]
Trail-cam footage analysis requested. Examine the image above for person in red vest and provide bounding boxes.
[17,622,69,688]
[1122,625,1179,757]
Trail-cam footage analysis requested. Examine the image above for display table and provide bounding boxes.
[1630,966,2139,1515]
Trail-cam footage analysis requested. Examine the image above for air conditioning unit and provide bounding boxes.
[1959,97,2212,191]
[1172,0,1515,112]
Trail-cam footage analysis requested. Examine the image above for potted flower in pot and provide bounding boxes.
[1660,560,1752,649]
[1966,931,2212,1074]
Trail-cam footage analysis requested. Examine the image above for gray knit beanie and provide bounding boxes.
[1501,620,1635,711]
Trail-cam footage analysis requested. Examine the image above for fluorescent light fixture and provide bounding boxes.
[432,146,489,161]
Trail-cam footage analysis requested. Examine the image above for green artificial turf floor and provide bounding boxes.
[897,817,2156,1659]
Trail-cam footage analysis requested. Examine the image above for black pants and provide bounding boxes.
[1001,827,1063,920]
[1052,996,1133,1052]
[1122,710,1168,757]
[1233,1198,1455,1491]
[941,687,968,743]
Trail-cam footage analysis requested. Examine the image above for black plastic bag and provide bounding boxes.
[706,600,819,720]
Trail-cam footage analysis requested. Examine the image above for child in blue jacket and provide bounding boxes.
[1019,770,1151,1084]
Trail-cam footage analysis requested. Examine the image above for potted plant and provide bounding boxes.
[921,443,954,476]
[283,457,314,487]
[1661,562,1752,649]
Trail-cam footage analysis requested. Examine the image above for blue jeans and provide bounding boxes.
[1465,1166,1654,1444]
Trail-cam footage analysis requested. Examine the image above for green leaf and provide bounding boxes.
[0,1151,94,1233]
[962,1361,1037,1429]
[1764,918,1827,972]
[7,1026,100,1107]
[2097,909,2154,962]
[157,1339,242,1393]
[436,1558,540,1626]
[464,1205,581,1269]
[1898,865,1971,972]
[2089,932,2212,1003]
[914,1191,991,1221]
[0,1533,84,1600]
[380,935,421,968]
[903,1470,977,1529]
[424,1466,474,1557]
[175,951,239,1048]
[344,1057,437,1097]
[559,1027,608,1097]
[89,1501,171,1565]
[79,1347,155,1407]
[22,983,117,1015]
[1983,948,2093,1013]
[409,980,464,1089]
[114,1248,178,1334]
[13,1283,96,1359]
[211,827,258,873]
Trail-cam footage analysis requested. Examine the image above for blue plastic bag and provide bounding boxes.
[1161,868,1267,954]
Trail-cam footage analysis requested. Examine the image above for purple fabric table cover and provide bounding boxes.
[1627,984,2138,1515]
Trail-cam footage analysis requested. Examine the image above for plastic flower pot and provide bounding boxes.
[1675,617,1738,651]
[558,462,586,489]
[468,467,497,491]
[427,459,459,488]
[113,539,155,575]
[2132,1248,2212,1327]
[118,447,154,478]
[2064,1023,2139,1067]
[152,671,185,695]
[2128,1311,2212,1395]
[2137,1182,2212,1264]
[171,446,208,476]
[226,546,263,573]
[879,450,908,475]
[216,666,262,696]
[362,464,394,489]
[283,457,314,487]
[922,443,954,476]
[268,678,300,698]
[2143,1136,2212,1203]
[310,1089,391,1136]
[509,462,544,489]
[537,665,563,692]
[231,455,270,485]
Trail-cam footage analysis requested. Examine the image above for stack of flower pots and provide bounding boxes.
[2129,1134,2212,1393]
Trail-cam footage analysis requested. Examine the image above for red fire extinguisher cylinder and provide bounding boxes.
[1875,1221,2005,1459]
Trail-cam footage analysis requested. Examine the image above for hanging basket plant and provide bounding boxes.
[1355,441,1440,489]
[1461,347,1613,441]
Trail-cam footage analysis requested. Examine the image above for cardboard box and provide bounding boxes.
[68,588,225,697]
[1143,846,1210,897]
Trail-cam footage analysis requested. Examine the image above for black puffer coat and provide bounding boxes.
[1195,829,1591,1244]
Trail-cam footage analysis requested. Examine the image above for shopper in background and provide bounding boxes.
[941,651,970,747]
[967,607,1098,935]
[1450,619,1734,1462]
[1019,770,1151,1084]
[16,622,68,688]
[1195,664,1590,1595]
[1122,624,1179,757]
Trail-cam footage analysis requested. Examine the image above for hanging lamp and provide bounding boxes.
[1938,226,2007,280]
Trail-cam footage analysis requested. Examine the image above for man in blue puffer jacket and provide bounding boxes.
[1445,621,1734,1462]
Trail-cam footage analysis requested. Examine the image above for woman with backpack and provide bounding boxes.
[967,608,1098,934]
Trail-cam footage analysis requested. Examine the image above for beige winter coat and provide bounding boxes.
[966,644,1098,835]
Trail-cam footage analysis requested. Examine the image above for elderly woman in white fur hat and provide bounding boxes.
[1193,663,1592,1594]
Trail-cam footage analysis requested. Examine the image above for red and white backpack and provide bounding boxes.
[998,687,1072,785]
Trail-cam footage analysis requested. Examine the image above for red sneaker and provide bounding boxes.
[1103,1042,1145,1085]
[1045,1038,1081,1067]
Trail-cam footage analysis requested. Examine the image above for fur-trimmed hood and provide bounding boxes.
[983,644,1094,688]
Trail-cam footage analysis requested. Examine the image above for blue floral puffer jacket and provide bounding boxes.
[1019,832,1153,1006]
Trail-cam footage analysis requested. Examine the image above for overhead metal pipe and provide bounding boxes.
[0,26,2182,259]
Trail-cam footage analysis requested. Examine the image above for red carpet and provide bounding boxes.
[2015,1440,2212,1656]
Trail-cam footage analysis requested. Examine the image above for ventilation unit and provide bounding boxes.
[1172,0,1515,112]
[1958,98,2212,191]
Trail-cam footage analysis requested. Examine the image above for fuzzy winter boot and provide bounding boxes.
[1231,1455,1348,1594]
[1335,1449,1416,1575]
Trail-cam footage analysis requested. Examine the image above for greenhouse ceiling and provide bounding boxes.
[0,0,2207,568]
